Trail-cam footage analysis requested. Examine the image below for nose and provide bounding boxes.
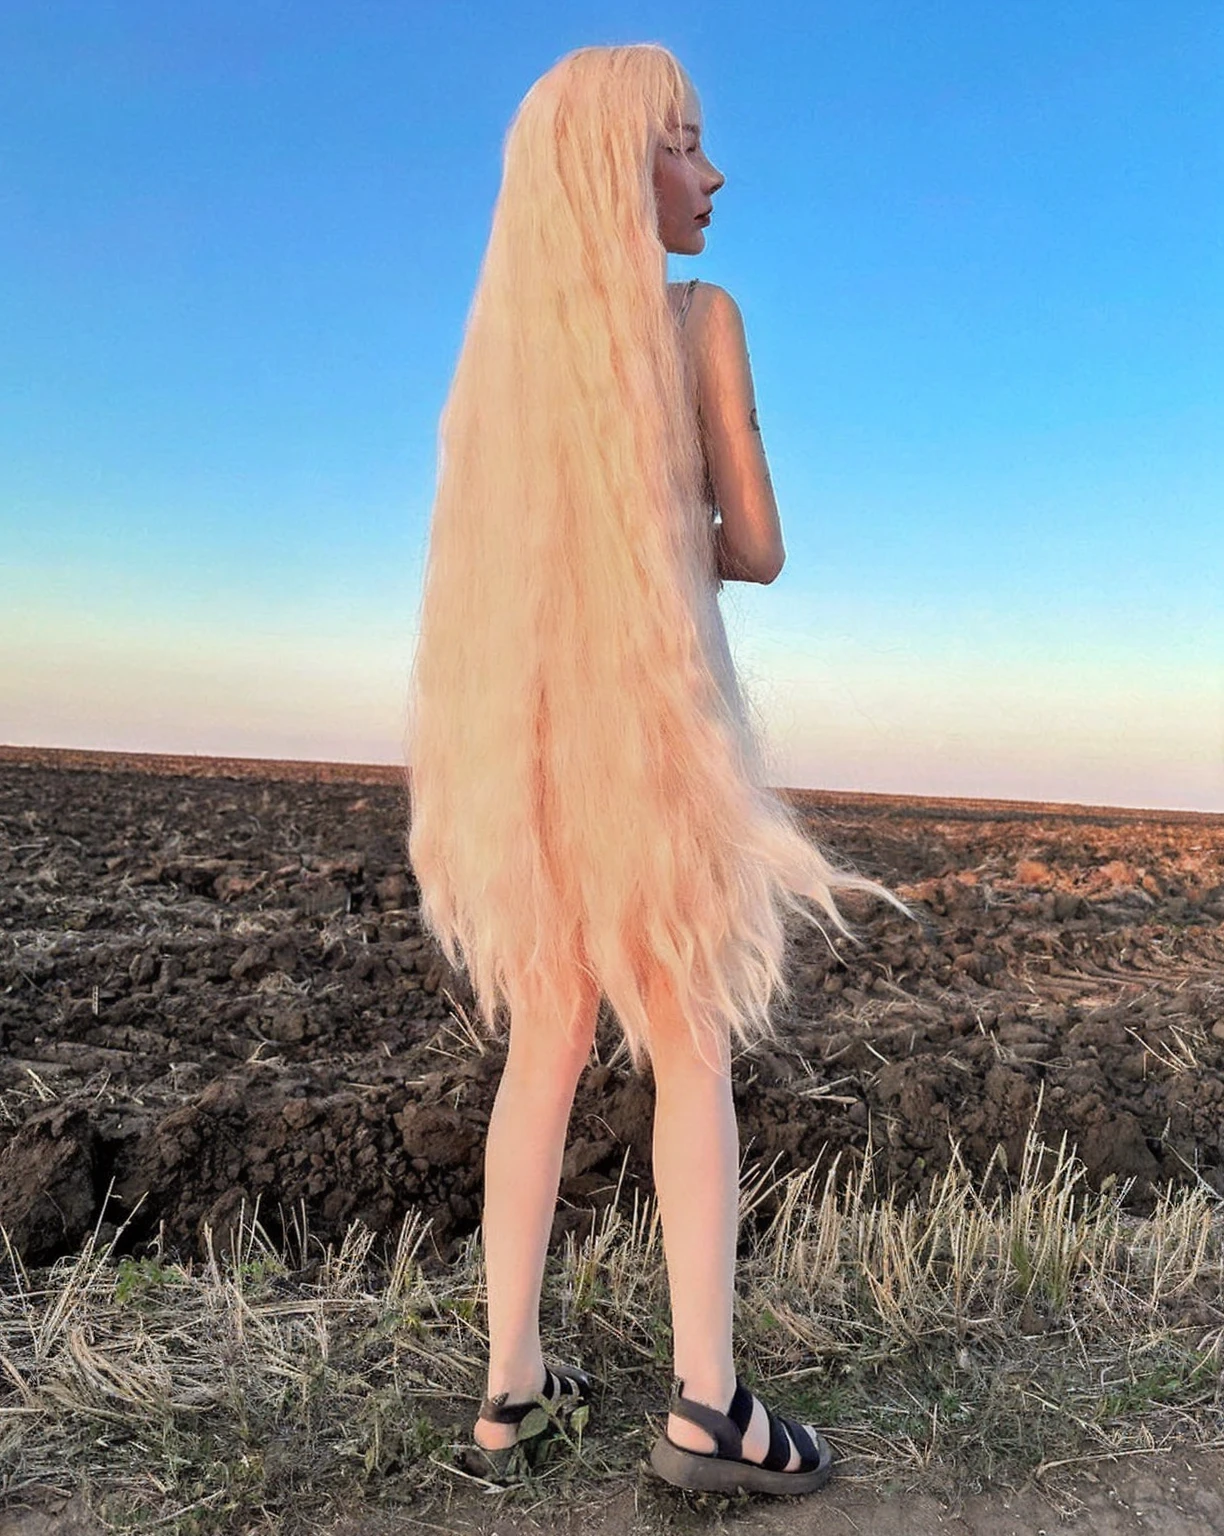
[705,161,726,196]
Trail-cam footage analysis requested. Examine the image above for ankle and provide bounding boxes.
[473,1414,519,1452]
[484,1361,546,1404]
[673,1369,736,1412]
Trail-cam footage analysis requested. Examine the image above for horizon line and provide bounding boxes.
[2,742,1220,823]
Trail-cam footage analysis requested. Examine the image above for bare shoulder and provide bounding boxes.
[686,282,748,360]
[688,280,739,317]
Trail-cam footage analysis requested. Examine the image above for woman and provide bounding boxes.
[404,43,916,1496]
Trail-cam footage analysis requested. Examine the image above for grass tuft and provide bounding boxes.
[1,1114,1222,1530]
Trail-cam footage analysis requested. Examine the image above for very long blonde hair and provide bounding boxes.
[404,42,915,1074]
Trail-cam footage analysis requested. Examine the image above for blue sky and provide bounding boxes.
[2,1,1221,810]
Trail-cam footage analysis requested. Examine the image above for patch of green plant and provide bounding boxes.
[1095,1350,1218,1421]
[114,1254,179,1305]
[233,1252,287,1291]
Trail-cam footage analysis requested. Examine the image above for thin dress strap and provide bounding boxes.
[676,277,699,328]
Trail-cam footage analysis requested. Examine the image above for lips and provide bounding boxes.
[695,211,711,224]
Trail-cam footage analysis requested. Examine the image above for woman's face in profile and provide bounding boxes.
[653,99,725,255]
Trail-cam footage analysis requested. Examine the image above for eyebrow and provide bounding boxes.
[681,122,701,134]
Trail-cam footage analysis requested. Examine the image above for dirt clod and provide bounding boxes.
[1,746,1221,1273]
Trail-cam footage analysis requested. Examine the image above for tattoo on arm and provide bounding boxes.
[749,407,760,432]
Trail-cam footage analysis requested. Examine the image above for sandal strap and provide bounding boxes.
[768,1407,822,1473]
[546,1364,591,1400]
[669,1377,745,1460]
[670,1377,824,1475]
[727,1376,756,1435]
[478,1388,540,1425]
[478,1362,592,1424]
[762,1403,795,1472]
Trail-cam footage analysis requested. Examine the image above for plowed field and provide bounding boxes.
[2,745,1220,1271]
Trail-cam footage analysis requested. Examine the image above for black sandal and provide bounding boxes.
[650,1375,833,1496]
[457,1362,595,1483]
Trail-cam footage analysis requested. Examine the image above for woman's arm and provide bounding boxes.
[694,285,785,584]
[714,521,761,583]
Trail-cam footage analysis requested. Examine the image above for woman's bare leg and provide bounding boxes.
[473,978,598,1452]
[647,972,818,1469]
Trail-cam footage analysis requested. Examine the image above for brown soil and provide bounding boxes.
[318,1445,1224,1535]
[5,1449,1224,1534]
[1,744,1221,1274]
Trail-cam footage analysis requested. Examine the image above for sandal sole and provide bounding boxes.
[458,1444,517,1481]
[649,1431,834,1496]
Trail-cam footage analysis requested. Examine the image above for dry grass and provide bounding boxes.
[2,1116,1223,1533]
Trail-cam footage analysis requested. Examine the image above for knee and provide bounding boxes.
[640,974,731,1086]
[503,964,598,1075]
[503,1027,592,1103]
[504,987,598,1091]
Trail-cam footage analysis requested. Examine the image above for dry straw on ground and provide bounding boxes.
[1,1112,1222,1532]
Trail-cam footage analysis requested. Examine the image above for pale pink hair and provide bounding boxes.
[404,43,915,1074]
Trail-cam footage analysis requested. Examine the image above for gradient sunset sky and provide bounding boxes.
[2,2,1221,811]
